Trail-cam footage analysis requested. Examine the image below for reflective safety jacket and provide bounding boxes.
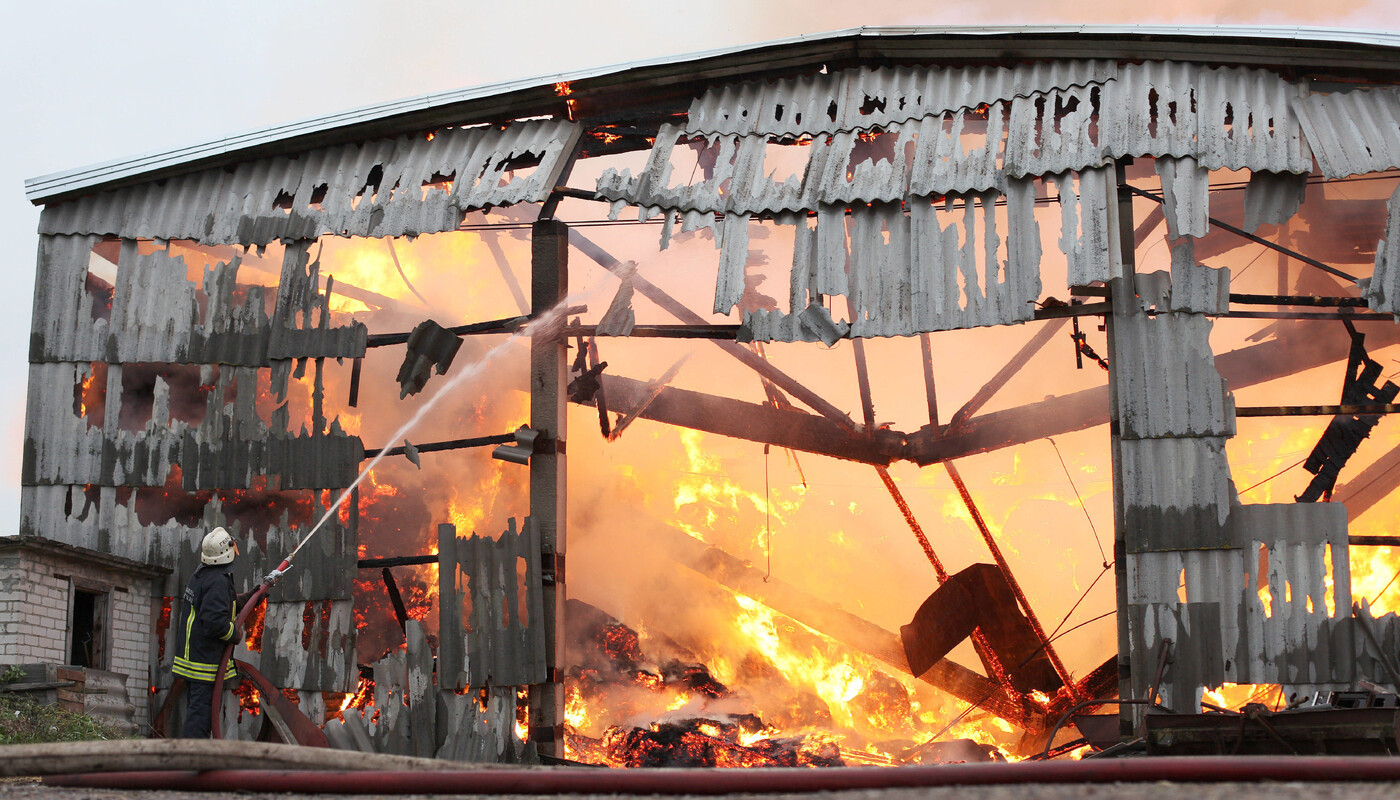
[172,563,239,683]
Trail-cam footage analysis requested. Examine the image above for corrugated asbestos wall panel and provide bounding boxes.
[1292,86,1400,180]
[1005,85,1105,178]
[1367,183,1400,314]
[337,621,512,759]
[22,362,176,488]
[37,119,581,245]
[1168,239,1230,315]
[437,519,546,691]
[601,62,1310,222]
[1052,167,1114,287]
[1243,170,1308,233]
[1109,312,1234,440]
[436,688,523,762]
[259,598,356,692]
[1118,437,1236,552]
[683,61,1118,137]
[1128,503,1355,708]
[31,237,364,366]
[596,107,1009,215]
[23,359,361,490]
[1155,156,1210,239]
[1353,604,1400,687]
[27,226,365,698]
[737,188,1042,342]
[1101,62,1311,172]
[600,60,1323,343]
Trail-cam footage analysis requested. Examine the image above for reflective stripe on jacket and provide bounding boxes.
[172,563,238,683]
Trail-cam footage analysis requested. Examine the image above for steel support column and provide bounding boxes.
[530,219,568,758]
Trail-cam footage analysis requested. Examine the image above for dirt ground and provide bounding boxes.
[6,780,1400,800]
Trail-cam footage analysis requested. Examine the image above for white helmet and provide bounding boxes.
[200,527,237,565]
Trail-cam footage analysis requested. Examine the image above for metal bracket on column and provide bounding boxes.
[491,425,542,464]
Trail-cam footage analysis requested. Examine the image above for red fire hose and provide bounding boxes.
[43,757,1400,793]
[210,558,290,738]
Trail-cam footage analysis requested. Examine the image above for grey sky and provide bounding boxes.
[4,1,1399,531]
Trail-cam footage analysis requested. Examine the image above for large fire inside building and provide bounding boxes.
[17,24,1400,772]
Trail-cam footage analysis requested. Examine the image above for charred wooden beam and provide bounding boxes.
[574,324,742,339]
[382,568,409,633]
[946,319,1068,430]
[589,374,903,465]
[358,555,437,568]
[587,323,1400,470]
[366,316,527,347]
[364,305,585,348]
[907,321,1400,466]
[572,314,1095,341]
[919,333,939,426]
[1350,536,1400,547]
[568,230,856,428]
[482,230,531,316]
[551,185,604,202]
[363,433,514,459]
[1033,301,1112,321]
[1237,404,1400,416]
[607,358,687,441]
[1073,286,1370,308]
[1222,310,1393,321]
[347,357,362,408]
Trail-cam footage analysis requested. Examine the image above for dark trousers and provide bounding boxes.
[182,680,214,738]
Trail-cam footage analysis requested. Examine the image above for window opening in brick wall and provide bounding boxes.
[69,589,108,669]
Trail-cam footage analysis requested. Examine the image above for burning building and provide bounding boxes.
[16,25,1400,763]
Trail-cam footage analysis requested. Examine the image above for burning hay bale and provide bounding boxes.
[564,599,974,767]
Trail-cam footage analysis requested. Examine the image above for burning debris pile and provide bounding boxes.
[563,600,1004,767]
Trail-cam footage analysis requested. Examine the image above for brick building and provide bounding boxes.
[0,536,168,730]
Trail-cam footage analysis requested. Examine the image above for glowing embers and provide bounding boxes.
[602,719,844,768]
[565,601,848,768]
[232,679,263,719]
[561,598,1002,768]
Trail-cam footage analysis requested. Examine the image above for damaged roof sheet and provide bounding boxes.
[39,120,581,246]
[681,61,1117,137]
[737,187,1042,342]
[1292,86,1400,180]
[1129,502,1355,703]
[599,61,1312,220]
[26,27,1400,205]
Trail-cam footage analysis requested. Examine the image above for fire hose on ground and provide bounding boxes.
[29,749,1400,793]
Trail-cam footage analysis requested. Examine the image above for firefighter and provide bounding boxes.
[172,527,244,738]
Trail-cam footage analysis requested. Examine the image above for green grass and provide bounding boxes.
[0,693,125,744]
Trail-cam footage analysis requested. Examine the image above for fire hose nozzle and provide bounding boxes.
[264,566,290,584]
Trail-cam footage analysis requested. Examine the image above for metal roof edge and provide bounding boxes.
[26,24,1400,205]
